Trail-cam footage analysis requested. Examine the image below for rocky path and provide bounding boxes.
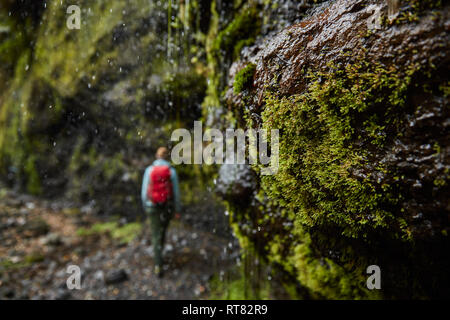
[0,190,239,300]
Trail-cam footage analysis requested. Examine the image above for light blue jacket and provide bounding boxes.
[141,159,181,212]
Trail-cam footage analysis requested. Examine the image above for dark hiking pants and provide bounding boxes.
[146,202,174,268]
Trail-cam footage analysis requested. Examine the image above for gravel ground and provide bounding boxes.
[0,190,240,300]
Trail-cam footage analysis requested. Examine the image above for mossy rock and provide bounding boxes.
[234,63,256,94]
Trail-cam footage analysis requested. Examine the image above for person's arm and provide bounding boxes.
[170,167,181,213]
[141,166,151,207]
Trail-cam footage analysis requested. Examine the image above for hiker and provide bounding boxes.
[141,147,181,277]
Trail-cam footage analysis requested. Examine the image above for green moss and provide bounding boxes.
[223,47,442,298]
[234,63,256,94]
[0,14,27,73]
[211,6,261,62]
[388,0,443,25]
[234,38,255,59]
[102,154,126,181]
[24,155,42,195]
[33,0,128,97]
[203,2,262,116]
[110,222,142,243]
[0,49,39,190]
[226,187,380,299]
[272,223,381,299]
[24,253,45,264]
[0,253,44,273]
[260,56,417,240]
[77,220,142,244]
[433,178,446,187]
[209,269,271,300]
[439,82,450,97]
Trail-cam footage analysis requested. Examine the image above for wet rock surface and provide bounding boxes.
[226,0,449,239]
[216,164,258,204]
[104,269,128,285]
[231,0,448,96]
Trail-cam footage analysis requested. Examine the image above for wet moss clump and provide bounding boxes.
[234,63,256,94]
[203,1,263,126]
[211,6,261,63]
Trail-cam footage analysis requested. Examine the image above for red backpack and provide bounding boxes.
[147,165,172,204]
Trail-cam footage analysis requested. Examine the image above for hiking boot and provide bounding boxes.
[154,265,164,278]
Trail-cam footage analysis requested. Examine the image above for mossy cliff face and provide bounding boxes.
[219,0,449,298]
[0,0,206,215]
